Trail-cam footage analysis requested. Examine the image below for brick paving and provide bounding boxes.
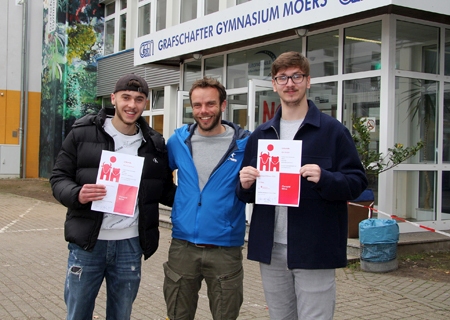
[0,192,449,319]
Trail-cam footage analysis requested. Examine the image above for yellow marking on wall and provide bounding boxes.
[0,89,41,178]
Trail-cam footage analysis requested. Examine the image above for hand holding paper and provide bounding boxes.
[91,150,144,217]
[255,139,302,206]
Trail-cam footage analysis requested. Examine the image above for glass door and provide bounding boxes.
[248,79,279,131]
[177,91,192,127]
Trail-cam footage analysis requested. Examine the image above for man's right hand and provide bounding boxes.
[239,166,260,189]
[78,184,107,204]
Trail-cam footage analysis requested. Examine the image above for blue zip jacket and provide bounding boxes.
[236,101,367,269]
[167,120,251,246]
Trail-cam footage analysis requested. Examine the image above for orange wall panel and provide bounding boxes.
[3,90,21,144]
[0,89,41,178]
[25,91,41,178]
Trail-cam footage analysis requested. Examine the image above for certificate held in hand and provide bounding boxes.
[255,139,302,207]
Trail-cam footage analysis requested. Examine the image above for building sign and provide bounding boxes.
[134,0,450,66]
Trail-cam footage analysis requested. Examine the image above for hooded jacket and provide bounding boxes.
[236,100,367,269]
[167,120,250,246]
[50,108,175,260]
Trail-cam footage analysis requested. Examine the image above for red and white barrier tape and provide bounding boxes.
[348,201,450,238]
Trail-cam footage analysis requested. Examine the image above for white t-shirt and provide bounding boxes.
[97,118,143,240]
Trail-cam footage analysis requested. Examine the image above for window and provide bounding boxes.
[205,56,224,83]
[446,29,450,76]
[396,21,439,74]
[180,0,197,23]
[151,89,164,134]
[104,19,115,55]
[104,1,128,54]
[395,77,438,164]
[343,77,381,193]
[104,2,116,55]
[119,12,127,51]
[307,30,339,77]
[156,0,167,31]
[344,21,382,73]
[205,0,219,15]
[308,82,338,118]
[227,39,301,89]
[183,60,202,91]
[138,1,151,37]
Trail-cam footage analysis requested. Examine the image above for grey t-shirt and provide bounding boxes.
[274,118,303,244]
[191,124,234,191]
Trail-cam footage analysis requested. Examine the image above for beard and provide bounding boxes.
[194,112,222,133]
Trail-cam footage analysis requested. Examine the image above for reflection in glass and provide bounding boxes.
[182,97,194,124]
[308,82,337,118]
[205,0,219,15]
[103,96,114,109]
[152,90,164,110]
[138,3,151,37]
[446,29,450,76]
[395,77,438,164]
[227,39,301,89]
[344,21,381,73]
[152,115,164,135]
[156,0,167,31]
[106,2,115,15]
[183,61,201,90]
[119,14,126,51]
[443,83,450,162]
[343,78,380,194]
[205,56,224,83]
[105,19,115,55]
[180,0,197,23]
[396,21,439,74]
[227,94,248,129]
[395,171,436,221]
[307,30,339,77]
[254,89,280,127]
[441,172,450,219]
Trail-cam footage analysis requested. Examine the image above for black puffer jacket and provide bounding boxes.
[50,108,175,260]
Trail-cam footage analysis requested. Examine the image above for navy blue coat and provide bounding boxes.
[236,100,367,269]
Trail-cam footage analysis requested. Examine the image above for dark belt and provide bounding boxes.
[186,241,219,249]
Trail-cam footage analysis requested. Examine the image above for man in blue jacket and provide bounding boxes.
[163,77,251,320]
[237,52,367,320]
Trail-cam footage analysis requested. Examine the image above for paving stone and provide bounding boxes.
[0,192,449,319]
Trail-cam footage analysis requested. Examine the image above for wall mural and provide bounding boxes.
[40,0,104,177]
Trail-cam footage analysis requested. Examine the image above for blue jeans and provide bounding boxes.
[65,237,143,320]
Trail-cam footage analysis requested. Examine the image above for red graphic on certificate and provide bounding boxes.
[92,151,144,216]
[279,173,300,205]
[113,184,139,216]
[256,140,302,206]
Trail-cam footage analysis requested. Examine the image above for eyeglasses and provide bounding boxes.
[273,73,307,85]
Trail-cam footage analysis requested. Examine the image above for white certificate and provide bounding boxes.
[91,150,144,216]
[255,139,302,206]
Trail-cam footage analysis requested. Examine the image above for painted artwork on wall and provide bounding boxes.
[40,0,104,177]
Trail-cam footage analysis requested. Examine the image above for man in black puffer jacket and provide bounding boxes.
[50,74,175,320]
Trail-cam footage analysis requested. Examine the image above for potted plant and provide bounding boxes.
[348,117,424,238]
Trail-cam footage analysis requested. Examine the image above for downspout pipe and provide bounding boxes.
[18,0,29,178]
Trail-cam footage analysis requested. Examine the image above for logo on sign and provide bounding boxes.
[339,0,362,5]
[140,41,154,58]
